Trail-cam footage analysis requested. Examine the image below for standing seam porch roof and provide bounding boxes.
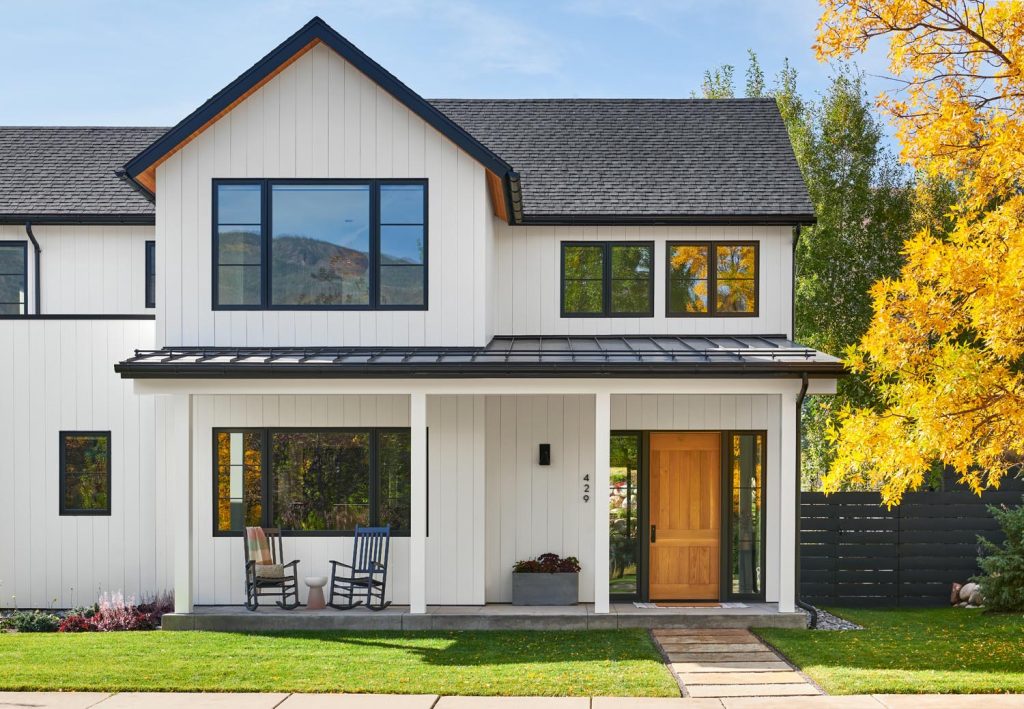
[115,335,844,378]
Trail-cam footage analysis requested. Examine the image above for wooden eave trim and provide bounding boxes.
[485,170,509,222]
[135,38,321,193]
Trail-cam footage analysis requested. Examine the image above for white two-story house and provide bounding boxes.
[0,17,841,626]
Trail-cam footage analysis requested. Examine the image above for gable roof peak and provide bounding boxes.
[123,16,514,198]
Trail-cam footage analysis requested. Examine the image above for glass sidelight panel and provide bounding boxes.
[215,431,263,532]
[729,432,765,597]
[609,433,641,597]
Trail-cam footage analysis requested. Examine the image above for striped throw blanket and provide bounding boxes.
[245,526,273,565]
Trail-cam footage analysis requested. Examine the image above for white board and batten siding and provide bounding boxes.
[0,319,167,609]
[0,224,154,316]
[156,42,492,350]
[491,224,793,338]
[483,393,784,604]
[190,394,486,606]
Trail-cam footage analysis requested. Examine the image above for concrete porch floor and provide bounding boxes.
[161,602,806,631]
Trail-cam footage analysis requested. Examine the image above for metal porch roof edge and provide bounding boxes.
[113,336,846,379]
[123,17,514,192]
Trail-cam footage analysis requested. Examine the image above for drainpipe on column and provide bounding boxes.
[794,371,818,628]
[24,222,41,314]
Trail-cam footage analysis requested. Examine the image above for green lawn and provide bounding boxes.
[0,629,678,696]
[756,607,1024,695]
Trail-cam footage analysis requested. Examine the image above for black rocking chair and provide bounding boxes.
[244,527,301,611]
[328,525,392,611]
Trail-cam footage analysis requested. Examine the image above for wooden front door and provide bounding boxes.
[649,432,721,600]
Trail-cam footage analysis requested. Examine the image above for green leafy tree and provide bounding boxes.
[745,49,765,98]
[973,498,1024,611]
[697,64,735,98]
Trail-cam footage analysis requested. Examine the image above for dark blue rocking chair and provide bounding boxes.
[328,525,392,611]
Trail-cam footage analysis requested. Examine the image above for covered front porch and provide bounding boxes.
[162,601,805,631]
[117,336,841,627]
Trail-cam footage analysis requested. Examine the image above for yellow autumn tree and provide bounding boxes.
[815,0,1024,505]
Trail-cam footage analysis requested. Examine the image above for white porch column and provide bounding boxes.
[171,394,194,614]
[593,391,610,614]
[409,392,427,614]
[778,391,797,613]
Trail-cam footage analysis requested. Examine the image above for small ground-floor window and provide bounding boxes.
[214,428,411,536]
[727,432,765,598]
[59,431,111,515]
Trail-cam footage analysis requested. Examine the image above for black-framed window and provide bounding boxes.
[0,241,28,315]
[667,241,758,316]
[144,240,156,308]
[561,241,653,317]
[212,179,427,310]
[214,427,411,536]
[726,431,766,600]
[59,431,111,516]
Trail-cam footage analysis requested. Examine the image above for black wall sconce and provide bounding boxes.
[539,443,551,466]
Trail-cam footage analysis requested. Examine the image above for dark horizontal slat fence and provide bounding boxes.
[800,477,1024,607]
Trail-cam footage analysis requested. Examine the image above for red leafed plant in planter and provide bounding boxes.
[513,553,581,573]
[511,553,581,606]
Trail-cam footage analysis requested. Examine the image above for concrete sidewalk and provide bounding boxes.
[2,693,1023,708]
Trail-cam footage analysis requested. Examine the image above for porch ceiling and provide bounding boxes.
[114,335,844,379]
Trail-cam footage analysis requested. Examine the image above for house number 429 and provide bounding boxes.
[582,474,590,502]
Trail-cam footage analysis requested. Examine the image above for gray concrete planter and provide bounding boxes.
[512,572,579,606]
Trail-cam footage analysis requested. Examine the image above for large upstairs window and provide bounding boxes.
[213,180,427,310]
[0,241,27,315]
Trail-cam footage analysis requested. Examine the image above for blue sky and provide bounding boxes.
[0,0,893,127]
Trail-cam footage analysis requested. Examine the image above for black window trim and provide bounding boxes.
[560,241,655,318]
[211,178,428,311]
[144,240,156,309]
[0,240,28,316]
[722,429,768,602]
[665,240,760,318]
[211,426,415,538]
[59,430,112,517]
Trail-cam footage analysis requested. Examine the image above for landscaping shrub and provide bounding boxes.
[513,553,582,573]
[0,610,61,632]
[973,496,1024,611]
[58,614,96,632]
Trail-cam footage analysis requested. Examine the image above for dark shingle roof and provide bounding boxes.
[0,126,166,222]
[430,98,813,222]
[1,98,813,223]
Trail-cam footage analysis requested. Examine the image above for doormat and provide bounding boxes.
[633,602,748,608]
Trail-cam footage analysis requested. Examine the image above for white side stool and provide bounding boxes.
[304,576,328,610]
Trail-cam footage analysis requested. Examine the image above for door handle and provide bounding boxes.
[651,524,656,543]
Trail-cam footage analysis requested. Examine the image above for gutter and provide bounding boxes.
[794,371,818,628]
[23,222,41,314]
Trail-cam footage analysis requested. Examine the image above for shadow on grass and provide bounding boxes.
[236,629,662,667]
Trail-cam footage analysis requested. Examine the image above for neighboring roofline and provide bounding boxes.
[518,213,817,227]
[0,214,155,226]
[123,16,515,196]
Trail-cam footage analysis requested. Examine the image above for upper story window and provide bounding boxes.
[561,241,653,317]
[667,242,758,317]
[213,179,427,310]
[60,431,111,516]
[145,240,156,308]
[0,241,27,315]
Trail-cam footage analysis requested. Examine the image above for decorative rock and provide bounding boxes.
[969,588,984,606]
[951,582,963,605]
[960,582,979,602]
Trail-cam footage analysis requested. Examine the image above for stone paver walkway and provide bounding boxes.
[651,628,821,699]
[3,693,1024,708]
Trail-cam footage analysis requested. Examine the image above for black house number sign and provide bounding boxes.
[582,474,590,502]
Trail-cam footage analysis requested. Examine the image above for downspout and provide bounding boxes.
[794,371,818,628]
[24,222,41,314]
[791,225,800,341]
